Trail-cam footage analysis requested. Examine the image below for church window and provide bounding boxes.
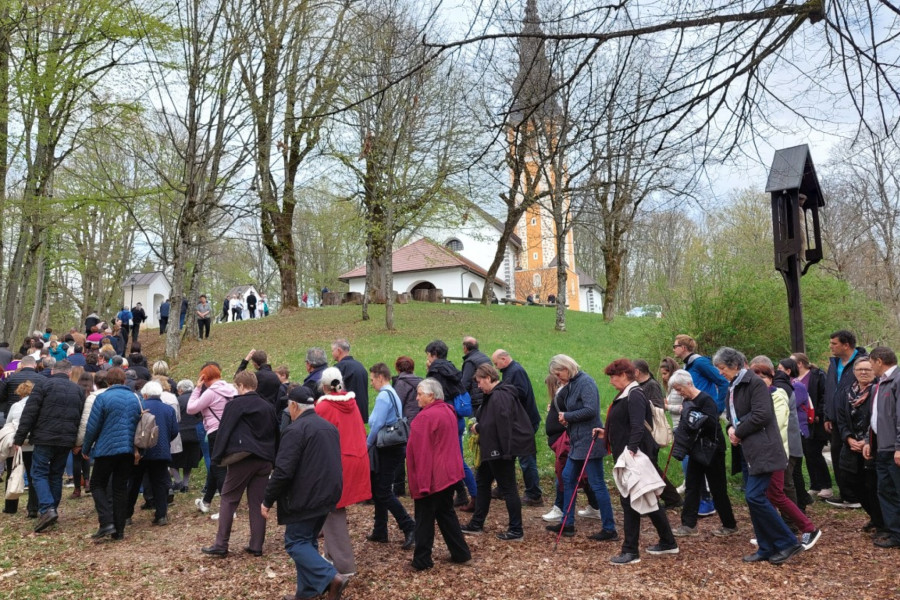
[532,252,538,260]
[531,217,536,225]
[445,238,463,252]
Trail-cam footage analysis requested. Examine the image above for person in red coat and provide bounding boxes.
[313,370,371,575]
[407,378,471,570]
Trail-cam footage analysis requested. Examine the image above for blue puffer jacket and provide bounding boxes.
[139,396,178,462]
[82,385,142,458]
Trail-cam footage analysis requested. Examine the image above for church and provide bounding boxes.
[339,0,602,314]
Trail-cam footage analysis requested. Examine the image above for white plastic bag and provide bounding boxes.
[5,447,24,500]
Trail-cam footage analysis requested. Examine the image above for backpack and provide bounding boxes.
[631,387,672,447]
[453,390,473,418]
[134,396,159,450]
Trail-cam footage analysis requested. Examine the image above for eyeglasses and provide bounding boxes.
[854,368,873,372]
[672,344,682,349]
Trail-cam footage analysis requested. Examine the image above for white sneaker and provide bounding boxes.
[676,483,686,495]
[817,489,834,499]
[195,498,210,514]
[578,506,601,520]
[542,506,564,522]
[210,512,219,520]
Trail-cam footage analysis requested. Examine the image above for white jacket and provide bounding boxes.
[613,449,665,514]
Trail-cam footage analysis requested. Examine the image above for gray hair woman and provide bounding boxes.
[417,377,445,401]
[713,347,800,564]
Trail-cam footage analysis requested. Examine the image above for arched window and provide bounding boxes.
[445,238,463,252]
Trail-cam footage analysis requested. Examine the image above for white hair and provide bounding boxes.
[141,380,163,397]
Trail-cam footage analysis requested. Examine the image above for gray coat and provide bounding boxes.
[871,367,900,452]
[727,370,787,476]
[559,371,606,461]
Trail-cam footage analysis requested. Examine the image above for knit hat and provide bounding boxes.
[288,385,315,405]
[320,367,343,391]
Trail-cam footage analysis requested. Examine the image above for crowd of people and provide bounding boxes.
[0,323,898,598]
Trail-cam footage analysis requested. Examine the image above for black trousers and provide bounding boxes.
[470,458,522,535]
[91,453,134,534]
[840,449,884,528]
[198,318,211,339]
[159,317,168,335]
[203,431,227,504]
[119,325,130,347]
[621,491,676,555]
[831,427,856,501]
[130,324,141,346]
[72,451,91,492]
[682,449,737,529]
[412,486,471,570]
[803,436,832,491]
[371,445,414,538]
[4,451,36,515]
[231,308,242,321]
[248,307,256,318]
[127,459,170,520]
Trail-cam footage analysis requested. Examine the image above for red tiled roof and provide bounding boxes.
[339,238,507,286]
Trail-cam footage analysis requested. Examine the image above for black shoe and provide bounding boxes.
[610,552,640,565]
[496,531,524,541]
[522,495,545,507]
[152,517,168,526]
[27,511,38,519]
[874,536,900,548]
[244,546,263,557]
[546,523,575,537]
[365,533,389,543]
[111,532,124,541]
[587,529,618,542]
[742,552,769,563]
[167,493,175,504]
[646,542,679,555]
[402,530,416,550]
[34,509,58,533]
[91,524,116,539]
[201,545,228,557]
[460,523,484,535]
[768,543,803,564]
[140,501,154,511]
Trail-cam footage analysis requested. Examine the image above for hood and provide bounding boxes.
[319,392,357,413]
[208,379,237,398]
[429,359,462,383]
[772,371,793,395]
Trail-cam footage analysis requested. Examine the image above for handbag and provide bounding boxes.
[689,436,717,467]
[453,390,473,418]
[376,388,410,448]
[5,447,25,500]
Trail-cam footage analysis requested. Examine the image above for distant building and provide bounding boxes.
[121,272,171,328]
[224,284,262,320]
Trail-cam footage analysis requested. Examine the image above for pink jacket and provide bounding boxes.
[407,400,463,499]
[187,380,236,434]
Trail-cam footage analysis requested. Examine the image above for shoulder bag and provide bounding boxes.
[376,388,410,448]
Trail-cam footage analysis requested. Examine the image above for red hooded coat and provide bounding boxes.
[315,392,371,507]
[407,400,464,499]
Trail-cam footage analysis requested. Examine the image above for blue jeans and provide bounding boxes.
[518,453,542,500]
[31,445,70,514]
[197,423,210,471]
[284,516,336,598]
[562,457,615,531]
[875,451,900,541]
[744,472,796,557]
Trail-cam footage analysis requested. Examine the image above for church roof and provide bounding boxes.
[225,285,259,297]
[510,0,561,125]
[339,238,507,286]
[121,271,169,288]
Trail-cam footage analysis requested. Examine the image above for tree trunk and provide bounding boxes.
[27,241,47,335]
[0,8,8,331]
[552,200,567,332]
[481,212,523,305]
[602,246,623,321]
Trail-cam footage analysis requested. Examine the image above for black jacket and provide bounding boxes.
[131,365,151,382]
[825,347,868,424]
[132,307,147,325]
[677,390,725,451]
[727,370,787,476]
[500,360,540,432]
[236,361,283,408]
[461,350,491,408]
[336,356,369,423]
[263,410,343,524]
[427,359,464,414]
[212,391,279,465]
[14,372,85,447]
[393,372,423,421]
[545,393,566,448]
[638,377,666,409]
[606,384,657,460]
[476,381,536,461]
[806,366,828,441]
[178,391,202,443]
[0,367,45,416]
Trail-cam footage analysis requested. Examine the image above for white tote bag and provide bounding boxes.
[5,447,25,500]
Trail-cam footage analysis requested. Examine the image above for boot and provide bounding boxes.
[460,497,476,512]
[453,482,469,507]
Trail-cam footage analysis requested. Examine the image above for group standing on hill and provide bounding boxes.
[1,320,899,599]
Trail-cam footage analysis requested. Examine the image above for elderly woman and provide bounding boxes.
[544,354,618,542]
[602,358,677,565]
[366,363,414,549]
[126,380,178,525]
[835,357,885,534]
[407,378,471,570]
[459,364,535,541]
[659,357,683,426]
[201,370,278,557]
[668,369,737,537]
[173,379,202,492]
[3,381,38,516]
[314,367,373,572]
[187,363,236,515]
[714,347,802,564]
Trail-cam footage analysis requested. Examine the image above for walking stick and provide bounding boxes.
[554,431,599,552]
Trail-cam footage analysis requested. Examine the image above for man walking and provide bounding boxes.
[824,330,866,508]
[130,303,146,347]
[13,360,85,532]
[262,389,348,600]
[159,298,170,334]
[865,347,900,549]
[492,349,543,506]
[236,349,282,407]
[332,339,369,423]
